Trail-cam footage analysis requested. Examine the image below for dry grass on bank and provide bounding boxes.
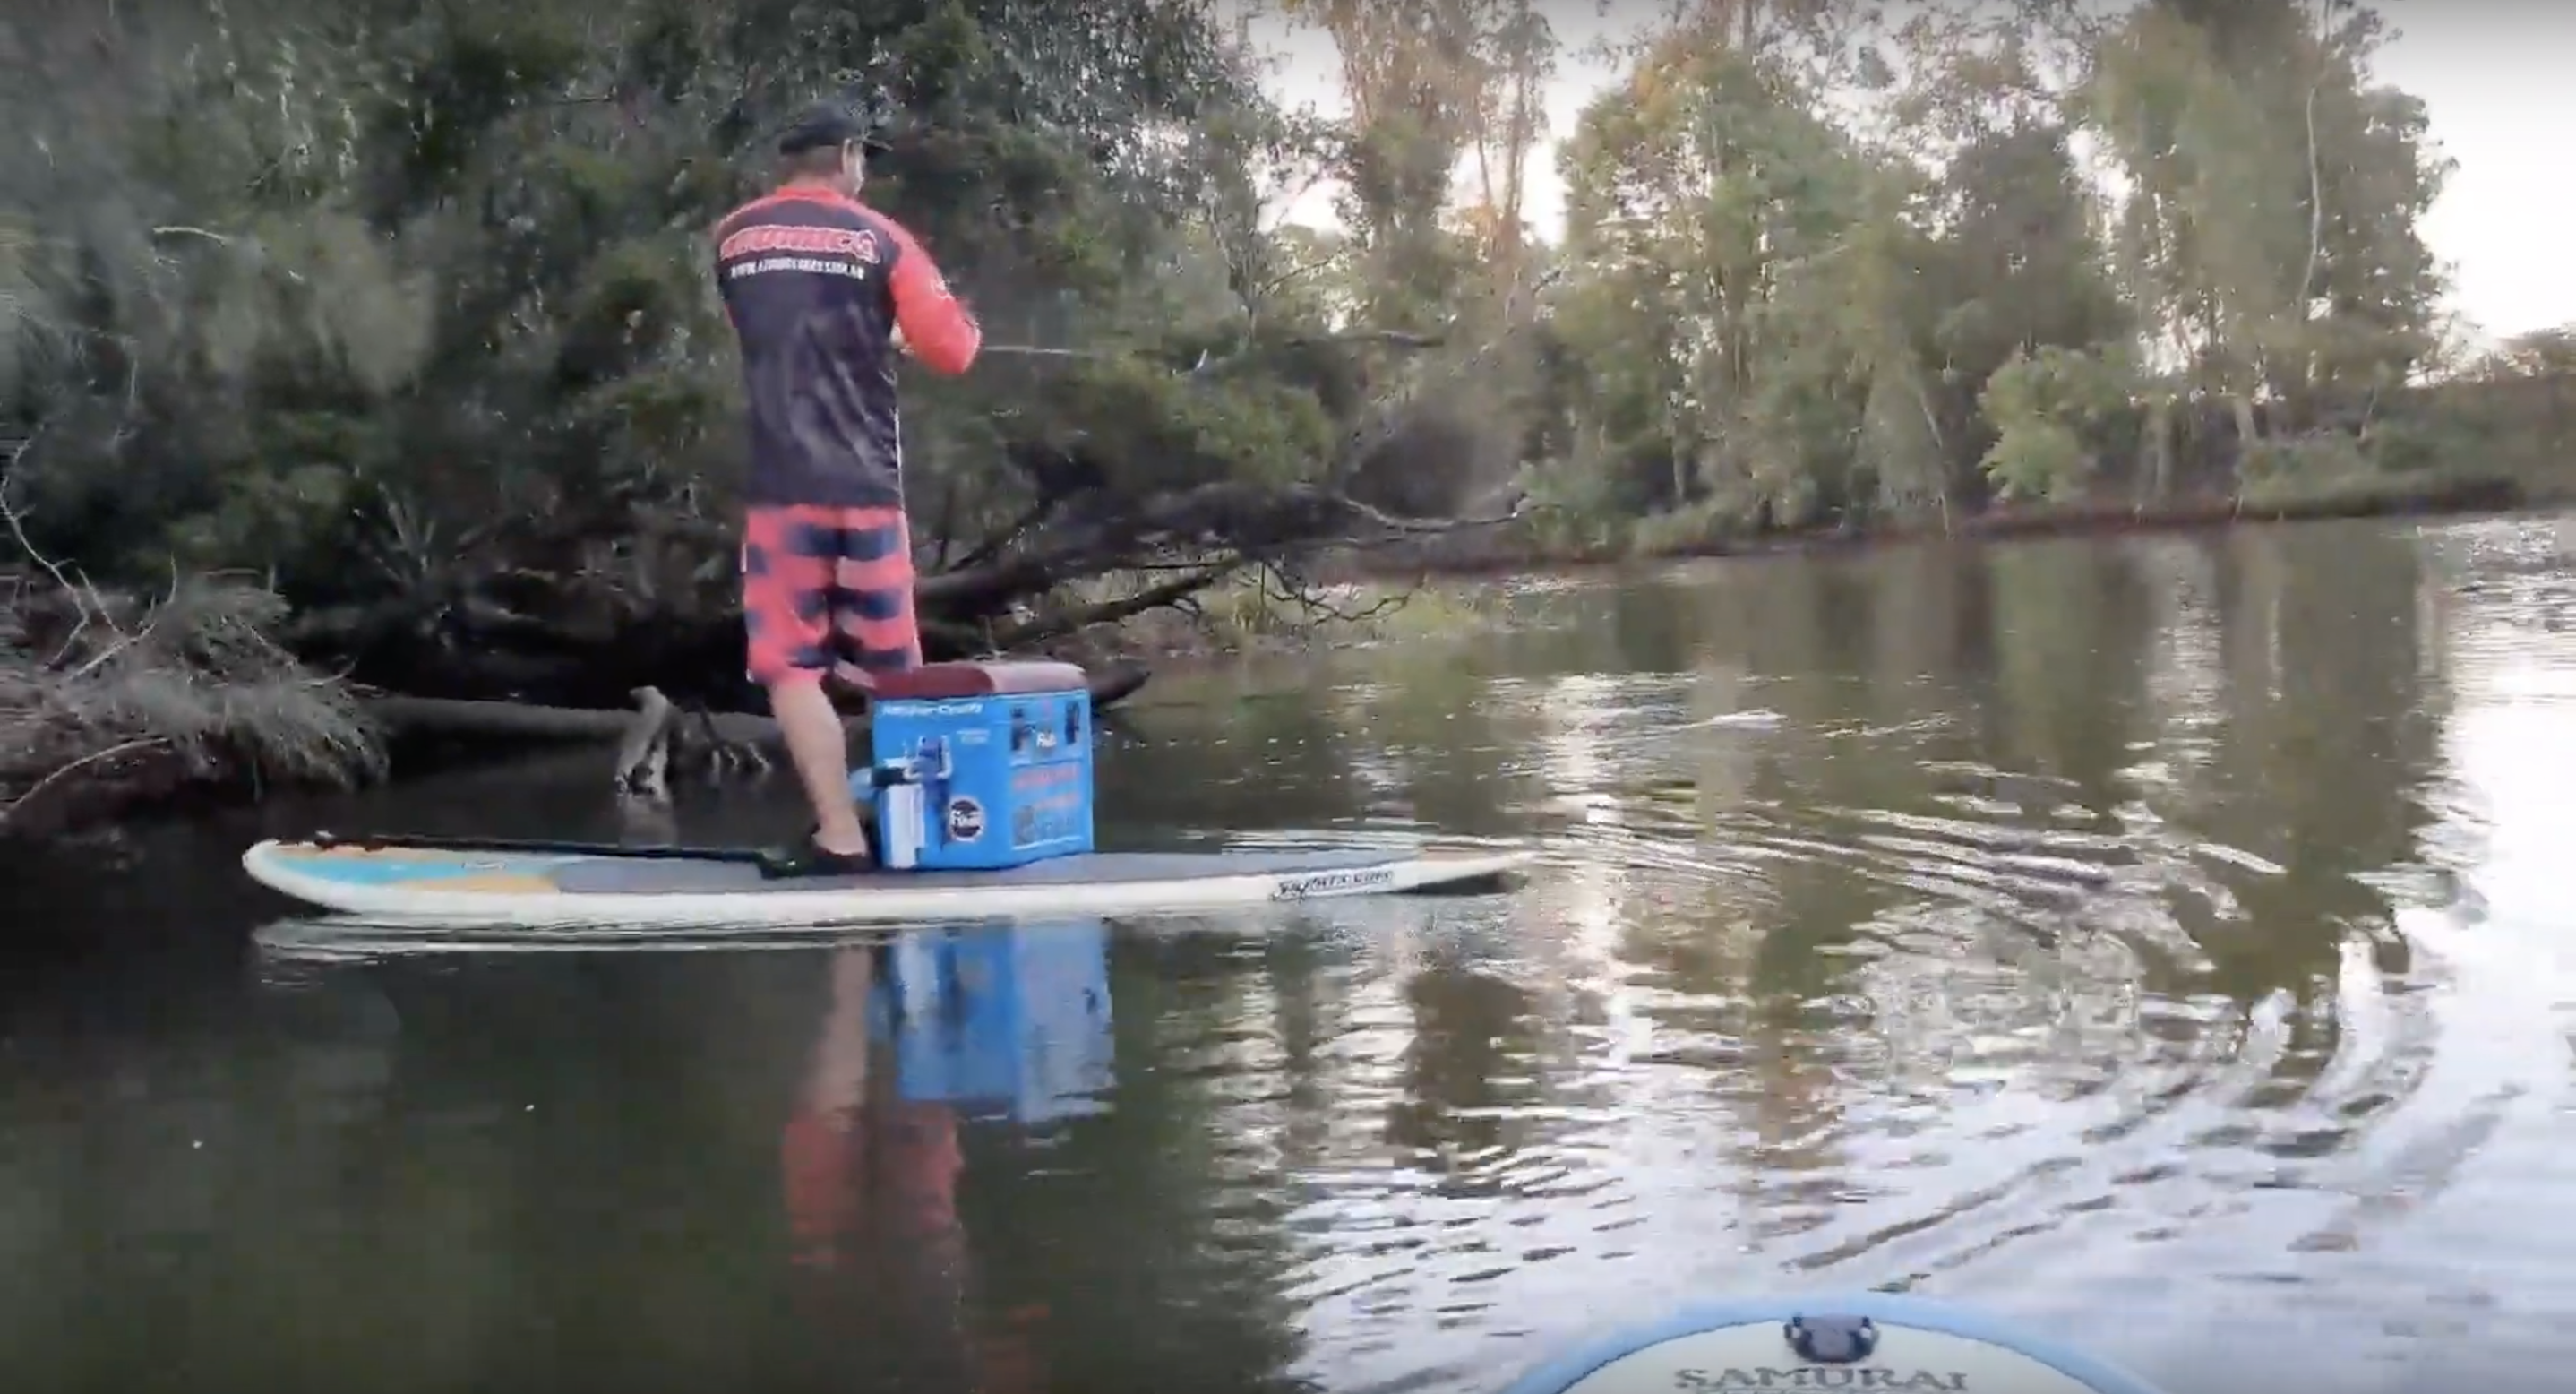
[0,568,384,837]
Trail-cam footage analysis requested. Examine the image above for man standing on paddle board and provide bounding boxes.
[713,101,982,877]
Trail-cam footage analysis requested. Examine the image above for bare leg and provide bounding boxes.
[768,677,871,855]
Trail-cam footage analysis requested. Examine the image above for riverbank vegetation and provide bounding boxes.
[4,0,2572,828]
[0,562,382,838]
[1323,0,2572,573]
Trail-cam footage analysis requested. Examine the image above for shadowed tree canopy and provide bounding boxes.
[0,0,1518,707]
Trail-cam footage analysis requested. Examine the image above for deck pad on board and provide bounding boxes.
[548,848,1399,894]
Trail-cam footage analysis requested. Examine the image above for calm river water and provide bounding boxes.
[7,516,2576,1394]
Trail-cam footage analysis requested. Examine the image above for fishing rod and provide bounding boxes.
[978,345,1105,359]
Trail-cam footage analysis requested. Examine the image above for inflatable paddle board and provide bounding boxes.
[240,833,1532,927]
[1500,1293,2168,1394]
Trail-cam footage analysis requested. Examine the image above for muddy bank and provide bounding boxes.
[1,563,1159,847]
[4,667,1155,847]
[1342,471,2535,583]
[13,469,2526,844]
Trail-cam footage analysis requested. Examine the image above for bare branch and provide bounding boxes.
[0,435,129,666]
[0,737,169,830]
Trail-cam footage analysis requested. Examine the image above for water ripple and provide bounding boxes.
[1258,521,2576,1392]
[21,517,2576,1394]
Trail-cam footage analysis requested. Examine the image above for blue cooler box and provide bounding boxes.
[872,921,1116,1123]
[863,660,1095,872]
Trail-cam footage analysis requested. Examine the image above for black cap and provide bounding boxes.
[777,101,888,156]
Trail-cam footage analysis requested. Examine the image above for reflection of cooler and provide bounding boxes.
[858,661,1095,872]
[872,922,1116,1123]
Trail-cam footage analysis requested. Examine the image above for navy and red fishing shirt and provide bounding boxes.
[711,185,982,509]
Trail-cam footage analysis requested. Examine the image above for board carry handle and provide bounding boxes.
[302,830,773,864]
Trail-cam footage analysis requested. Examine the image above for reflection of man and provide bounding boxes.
[781,944,1042,1391]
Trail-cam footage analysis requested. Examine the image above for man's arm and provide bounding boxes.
[883,221,981,375]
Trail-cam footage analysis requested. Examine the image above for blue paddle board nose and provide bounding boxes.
[1498,1293,2168,1394]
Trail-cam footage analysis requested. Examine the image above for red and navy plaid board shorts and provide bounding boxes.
[742,503,924,687]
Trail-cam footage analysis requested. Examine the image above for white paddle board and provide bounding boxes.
[240,836,1532,928]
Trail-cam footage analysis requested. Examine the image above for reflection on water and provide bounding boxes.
[784,924,1112,1392]
[8,516,2576,1392]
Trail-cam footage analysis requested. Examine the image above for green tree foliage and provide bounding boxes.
[1979,345,2133,501]
[0,0,2509,701]
[1513,0,2465,551]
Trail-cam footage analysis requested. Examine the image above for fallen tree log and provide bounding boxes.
[365,661,1151,749]
[276,476,1524,710]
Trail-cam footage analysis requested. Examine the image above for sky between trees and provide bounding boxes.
[1251,0,2576,343]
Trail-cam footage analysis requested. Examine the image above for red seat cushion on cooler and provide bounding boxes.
[865,661,1089,700]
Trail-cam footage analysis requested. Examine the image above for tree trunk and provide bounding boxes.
[2231,392,2262,469]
